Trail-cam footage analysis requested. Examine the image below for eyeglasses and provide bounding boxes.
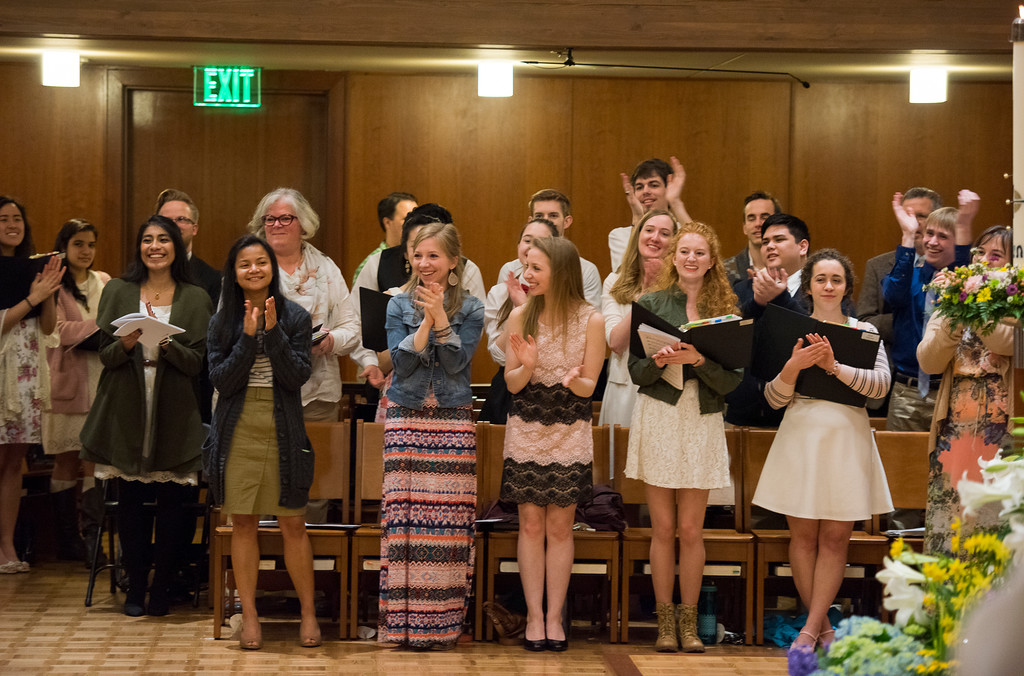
[263,214,297,227]
[169,216,195,226]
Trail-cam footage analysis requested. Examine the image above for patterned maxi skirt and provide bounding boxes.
[378,398,477,648]
[926,373,1010,555]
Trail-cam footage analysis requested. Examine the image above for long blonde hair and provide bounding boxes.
[520,237,586,341]
[610,209,679,305]
[655,221,738,318]
[402,222,466,319]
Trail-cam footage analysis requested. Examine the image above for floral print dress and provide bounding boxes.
[925,328,1010,555]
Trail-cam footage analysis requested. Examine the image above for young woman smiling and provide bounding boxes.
[379,222,484,650]
[42,219,110,563]
[0,196,63,574]
[625,222,741,653]
[205,234,317,649]
[80,215,211,616]
[752,248,892,649]
[501,236,605,652]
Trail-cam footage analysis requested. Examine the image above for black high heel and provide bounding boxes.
[523,637,547,652]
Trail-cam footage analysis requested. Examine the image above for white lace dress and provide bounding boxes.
[625,377,731,490]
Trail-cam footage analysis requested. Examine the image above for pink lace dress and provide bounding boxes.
[501,307,594,507]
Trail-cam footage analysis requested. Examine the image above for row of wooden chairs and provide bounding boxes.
[209,420,930,644]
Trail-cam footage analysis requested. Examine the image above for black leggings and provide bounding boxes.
[116,479,195,592]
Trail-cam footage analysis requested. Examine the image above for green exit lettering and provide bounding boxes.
[193,66,261,108]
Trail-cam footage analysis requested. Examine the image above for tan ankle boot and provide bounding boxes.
[677,603,705,653]
[654,602,678,652]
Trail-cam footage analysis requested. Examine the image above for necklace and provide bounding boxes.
[145,282,175,300]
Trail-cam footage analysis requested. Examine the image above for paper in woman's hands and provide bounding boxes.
[637,323,684,389]
[111,313,184,348]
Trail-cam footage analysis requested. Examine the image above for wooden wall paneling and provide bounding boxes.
[345,73,574,383]
[107,68,345,276]
[0,63,107,269]
[127,88,329,272]
[789,82,1012,294]
[4,1,1013,52]
[569,78,793,279]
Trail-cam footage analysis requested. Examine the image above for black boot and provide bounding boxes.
[51,487,88,561]
[124,568,148,617]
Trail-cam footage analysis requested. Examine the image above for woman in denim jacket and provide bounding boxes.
[378,222,484,650]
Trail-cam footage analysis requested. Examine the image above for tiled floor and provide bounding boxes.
[0,561,787,674]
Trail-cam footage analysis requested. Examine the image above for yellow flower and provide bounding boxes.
[950,533,959,553]
[976,287,993,303]
[891,538,906,558]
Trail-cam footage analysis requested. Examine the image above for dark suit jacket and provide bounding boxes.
[188,253,222,306]
[857,250,896,348]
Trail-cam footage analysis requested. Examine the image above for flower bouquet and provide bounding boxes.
[925,262,1024,335]
[788,450,1024,676]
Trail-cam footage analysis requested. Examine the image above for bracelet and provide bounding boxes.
[25,297,36,310]
[827,360,840,376]
[693,355,705,367]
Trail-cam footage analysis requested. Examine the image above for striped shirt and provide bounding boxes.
[248,330,273,388]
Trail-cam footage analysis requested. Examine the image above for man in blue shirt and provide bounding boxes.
[882,189,979,432]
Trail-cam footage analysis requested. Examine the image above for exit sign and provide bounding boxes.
[193,66,261,108]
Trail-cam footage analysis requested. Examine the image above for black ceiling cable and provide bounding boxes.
[522,47,811,88]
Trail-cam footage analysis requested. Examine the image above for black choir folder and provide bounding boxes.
[359,286,392,352]
[752,304,880,407]
[629,301,754,371]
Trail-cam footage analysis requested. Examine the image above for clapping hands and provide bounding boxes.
[508,333,538,371]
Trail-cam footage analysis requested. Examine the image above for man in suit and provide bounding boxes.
[723,191,782,287]
[155,188,221,305]
[857,187,942,348]
[727,213,811,428]
[155,189,220,424]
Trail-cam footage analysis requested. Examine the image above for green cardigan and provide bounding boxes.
[80,279,212,475]
[627,286,741,413]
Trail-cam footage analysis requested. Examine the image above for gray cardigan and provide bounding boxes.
[204,297,313,509]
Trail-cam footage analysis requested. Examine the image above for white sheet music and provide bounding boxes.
[637,323,683,389]
[111,313,185,348]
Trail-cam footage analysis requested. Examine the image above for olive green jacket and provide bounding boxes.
[627,286,742,412]
[80,279,211,475]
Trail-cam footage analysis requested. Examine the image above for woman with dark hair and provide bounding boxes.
[0,196,63,573]
[918,224,1014,555]
[205,234,317,649]
[42,219,110,562]
[626,222,741,653]
[501,236,605,652]
[379,222,484,650]
[80,215,211,616]
[753,248,892,649]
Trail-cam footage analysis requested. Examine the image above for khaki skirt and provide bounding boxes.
[223,387,305,517]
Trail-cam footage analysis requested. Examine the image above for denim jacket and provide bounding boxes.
[385,291,485,409]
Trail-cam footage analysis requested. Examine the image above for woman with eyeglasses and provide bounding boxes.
[917,220,1014,555]
[247,189,360,450]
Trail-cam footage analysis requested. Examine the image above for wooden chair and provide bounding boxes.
[872,431,931,544]
[478,423,620,643]
[348,421,386,638]
[210,419,351,639]
[613,425,755,644]
[743,427,890,645]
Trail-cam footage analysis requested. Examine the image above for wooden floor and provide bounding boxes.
[0,562,787,675]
